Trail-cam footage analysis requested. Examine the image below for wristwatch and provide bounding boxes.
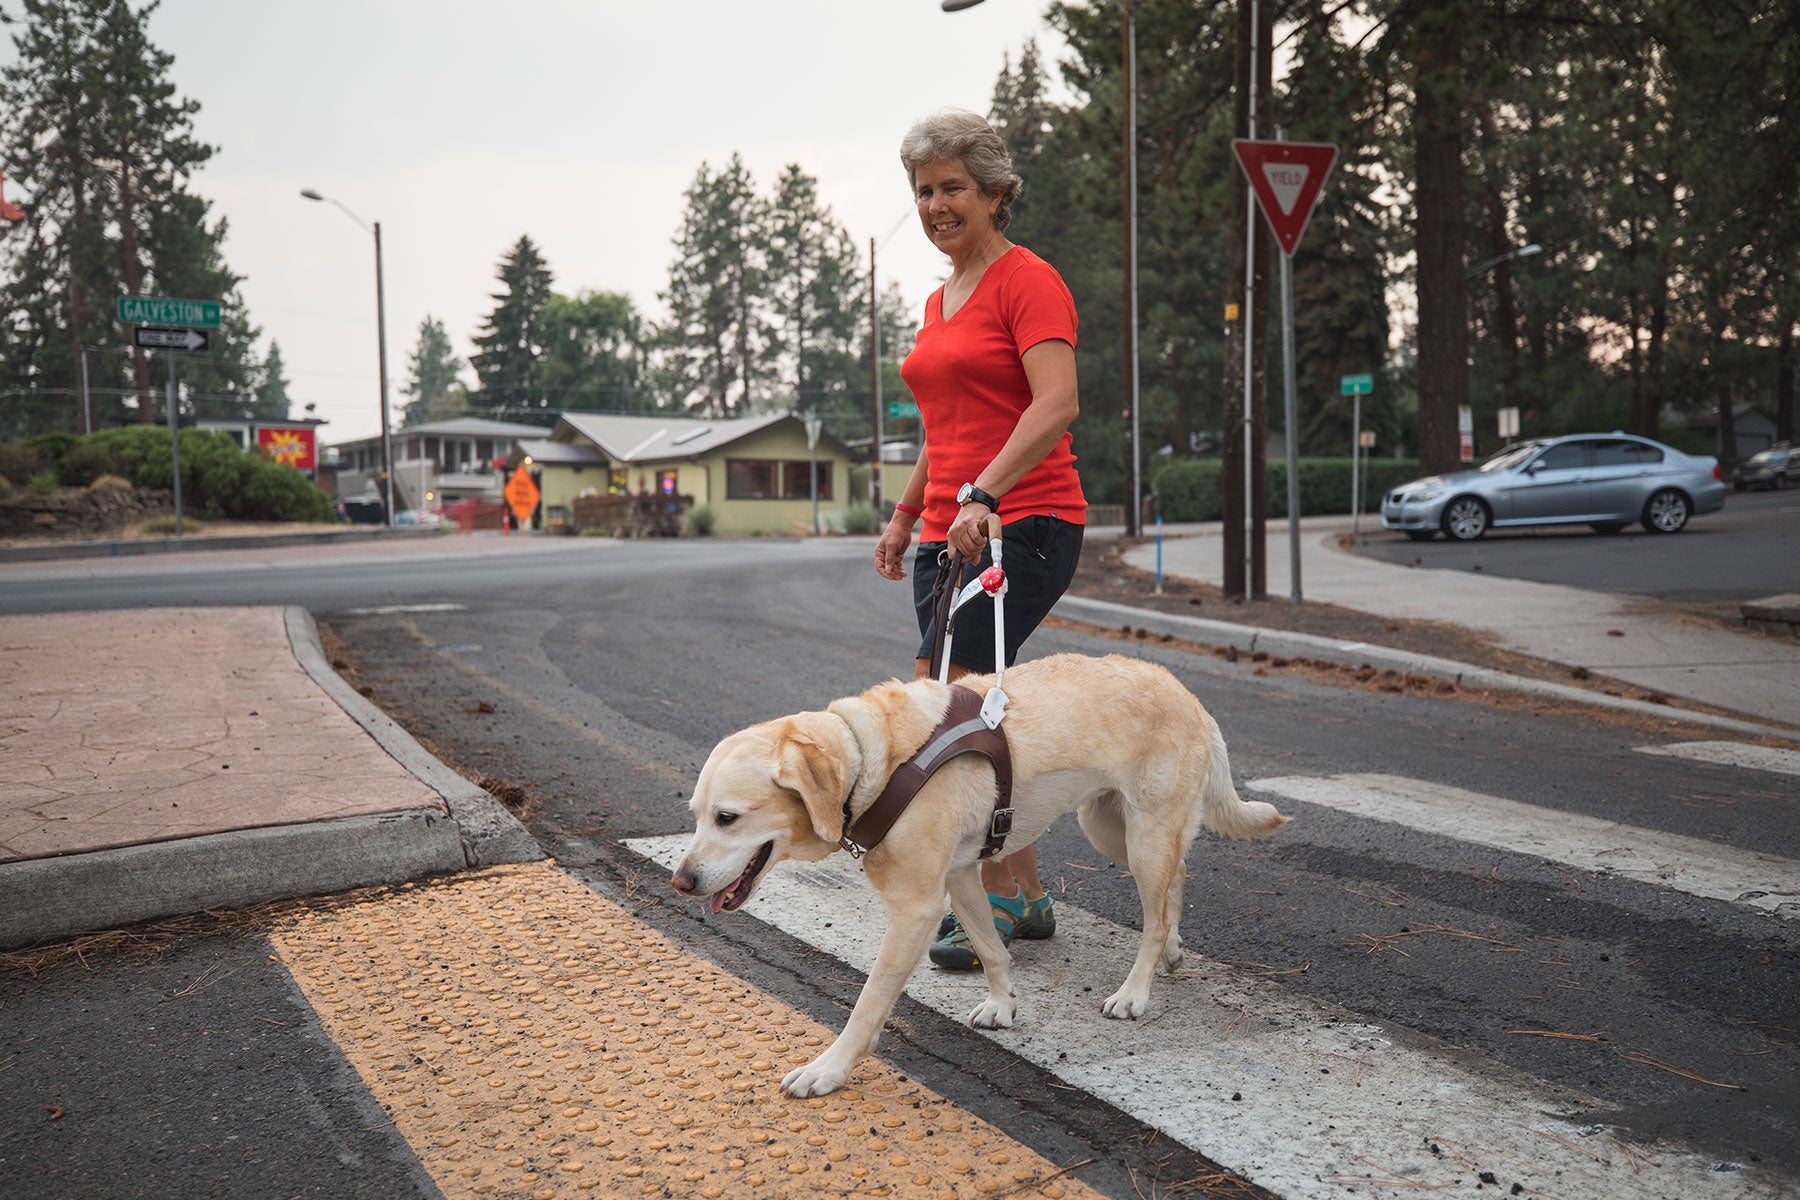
[956,483,1000,512]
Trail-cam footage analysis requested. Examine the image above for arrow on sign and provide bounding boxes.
[1231,139,1338,257]
[133,325,210,352]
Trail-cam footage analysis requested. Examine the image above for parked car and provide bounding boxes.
[1381,433,1726,541]
[1732,445,1800,491]
[393,508,447,528]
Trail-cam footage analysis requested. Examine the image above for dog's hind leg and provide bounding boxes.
[1159,857,1187,974]
[782,865,944,1098]
[1103,813,1186,1021]
[945,864,1017,1029]
[1077,790,1130,867]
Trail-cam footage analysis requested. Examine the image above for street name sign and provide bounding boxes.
[133,325,209,352]
[1341,373,1373,395]
[887,400,919,420]
[1231,140,1338,257]
[117,296,221,328]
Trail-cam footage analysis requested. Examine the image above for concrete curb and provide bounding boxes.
[284,607,544,869]
[1055,594,1800,742]
[0,526,444,564]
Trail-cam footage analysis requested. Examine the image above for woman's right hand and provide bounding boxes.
[874,515,913,581]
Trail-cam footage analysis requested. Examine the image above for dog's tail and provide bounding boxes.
[1200,724,1288,840]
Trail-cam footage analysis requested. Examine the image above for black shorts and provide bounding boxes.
[912,515,1084,674]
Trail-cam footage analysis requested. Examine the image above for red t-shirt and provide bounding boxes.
[899,245,1086,541]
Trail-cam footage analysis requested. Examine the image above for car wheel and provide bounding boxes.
[1591,522,1626,535]
[1642,488,1691,533]
[1404,530,1436,542]
[1733,482,1746,492]
[1776,475,1789,491]
[1441,496,1490,541]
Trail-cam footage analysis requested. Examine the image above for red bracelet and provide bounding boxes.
[893,501,922,520]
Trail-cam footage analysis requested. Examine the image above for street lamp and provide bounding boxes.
[1466,242,1542,279]
[942,0,1140,536]
[300,188,395,527]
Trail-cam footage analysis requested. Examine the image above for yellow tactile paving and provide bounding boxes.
[270,862,1105,1200]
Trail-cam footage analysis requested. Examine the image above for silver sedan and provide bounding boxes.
[1381,433,1727,542]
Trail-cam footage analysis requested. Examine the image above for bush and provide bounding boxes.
[1148,456,1423,521]
[25,469,59,495]
[84,426,333,523]
[24,432,79,472]
[58,440,127,488]
[86,474,133,493]
[840,502,881,534]
[685,504,717,536]
[0,442,39,486]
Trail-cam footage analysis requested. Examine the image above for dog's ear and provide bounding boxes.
[773,717,850,847]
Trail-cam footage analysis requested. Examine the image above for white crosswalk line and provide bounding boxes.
[1249,773,1800,919]
[626,832,1777,1199]
[1634,741,1800,778]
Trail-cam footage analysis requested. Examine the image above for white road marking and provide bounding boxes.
[339,603,466,615]
[627,832,1776,1199]
[1634,740,1800,778]
[1248,773,1800,919]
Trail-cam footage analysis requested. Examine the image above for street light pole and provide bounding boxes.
[301,189,396,527]
[941,0,1139,536]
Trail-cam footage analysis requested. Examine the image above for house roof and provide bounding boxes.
[327,416,550,450]
[553,411,846,462]
[518,438,606,466]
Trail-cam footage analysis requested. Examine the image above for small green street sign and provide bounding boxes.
[117,296,221,328]
[886,400,919,420]
[1340,373,1373,396]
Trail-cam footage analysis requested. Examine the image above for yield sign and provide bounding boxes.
[503,464,540,523]
[1231,139,1338,256]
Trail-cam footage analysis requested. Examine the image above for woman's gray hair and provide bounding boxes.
[899,109,1023,232]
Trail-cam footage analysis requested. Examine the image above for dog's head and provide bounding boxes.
[671,710,856,913]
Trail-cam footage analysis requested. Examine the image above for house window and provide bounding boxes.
[658,470,679,495]
[610,468,630,494]
[727,459,830,500]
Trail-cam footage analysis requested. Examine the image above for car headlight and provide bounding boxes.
[1407,488,1442,503]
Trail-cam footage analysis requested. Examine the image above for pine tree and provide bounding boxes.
[253,340,291,420]
[470,235,554,413]
[657,155,771,417]
[0,0,260,431]
[765,164,864,424]
[401,315,464,426]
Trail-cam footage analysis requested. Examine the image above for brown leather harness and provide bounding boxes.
[837,542,1016,862]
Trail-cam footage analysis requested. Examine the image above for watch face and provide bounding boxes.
[957,484,973,505]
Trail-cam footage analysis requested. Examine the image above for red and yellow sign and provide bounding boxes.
[257,425,316,471]
[503,465,540,523]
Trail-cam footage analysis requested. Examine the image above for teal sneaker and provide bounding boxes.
[929,889,1056,972]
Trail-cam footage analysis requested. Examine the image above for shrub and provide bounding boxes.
[0,442,40,486]
[685,504,717,536]
[25,469,60,495]
[84,426,333,523]
[24,432,79,471]
[86,474,133,493]
[840,502,881,535]
[59,440,127,488]
[1148,456,1423,521]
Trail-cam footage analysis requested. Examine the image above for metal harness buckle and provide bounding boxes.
[988,807,1015,842]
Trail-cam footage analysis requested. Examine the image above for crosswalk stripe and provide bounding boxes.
[627,833,1778,1199]
[1248,773,1800,920]
[1633,740,1800,778]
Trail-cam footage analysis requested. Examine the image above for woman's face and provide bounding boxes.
[913,156,1000,258]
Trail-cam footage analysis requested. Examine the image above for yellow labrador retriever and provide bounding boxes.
[670,652,1287,1097]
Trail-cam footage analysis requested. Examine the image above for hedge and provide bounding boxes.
[1148,457,1425,522]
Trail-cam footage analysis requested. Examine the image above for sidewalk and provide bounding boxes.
[0,605,540,948]
[1100,517,1800,732]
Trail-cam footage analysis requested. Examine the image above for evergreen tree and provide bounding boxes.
[401,315,464,426]
[0,0,259,432]
[657,155,771,417]
[765,164,864,424]
[533,290,647,413]
[988,39,1055,227]
[470,235,554,412]
[253,340,291,421]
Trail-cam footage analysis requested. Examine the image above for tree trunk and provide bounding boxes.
[1477,107,1522,446]
[1779,322,1795,445]
[1221,0,1252,598]
[1412,7,1470,476]
[1249,1,1272,598]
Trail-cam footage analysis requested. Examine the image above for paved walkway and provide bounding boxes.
[1125,518,1800,728]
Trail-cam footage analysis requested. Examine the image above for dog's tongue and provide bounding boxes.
[709,890,730,914]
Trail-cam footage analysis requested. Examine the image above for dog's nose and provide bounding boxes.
[670,868,698,894]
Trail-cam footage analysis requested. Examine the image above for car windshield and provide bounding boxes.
[1748,449,1784,465]
[1479,443,1544,473]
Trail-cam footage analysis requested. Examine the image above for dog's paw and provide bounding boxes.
[1101,988,1150,1020]
[782,1057,849,1098]
[1159,937,1185,974]
[968,995,1017,1030]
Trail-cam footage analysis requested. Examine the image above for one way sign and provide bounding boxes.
[133,325,209,352]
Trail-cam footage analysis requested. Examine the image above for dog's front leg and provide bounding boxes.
[945,864,1016,1029]
[781,885,941,1098]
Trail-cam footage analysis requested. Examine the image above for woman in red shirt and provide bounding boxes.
[874,109,1086,971]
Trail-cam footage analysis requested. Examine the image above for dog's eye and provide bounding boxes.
[715,812,739,827]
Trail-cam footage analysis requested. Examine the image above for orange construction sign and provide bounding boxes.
[503,465,540,523]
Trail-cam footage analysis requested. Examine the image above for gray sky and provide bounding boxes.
[131,0,1068,442]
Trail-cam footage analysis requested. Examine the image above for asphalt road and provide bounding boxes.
[2,536,1796,1199]
[1352,487,1800,600]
